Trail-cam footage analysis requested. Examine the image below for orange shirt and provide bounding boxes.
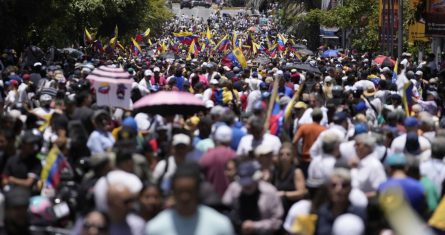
[294,123,326,162]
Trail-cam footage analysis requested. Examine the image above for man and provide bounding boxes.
[153,133,191,193]
[351,134,387,197]
[223,161,283,235]
[107,184,145,235]
[237,117,281,159]
[146,162,234,235]
[307,130,342,189]
[138,70,153,96]
[309,111,349,158]
[298,92,328,126]
[390,117,431,154]
[2,187,31,235]
[379,153,426,214]
[87,110,115,155]
[72,91,94,134]
[293,108,326,175]
[2,132,41,189]
[200,125,236,197]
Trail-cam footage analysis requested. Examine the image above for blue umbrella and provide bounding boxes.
[321,49,339,58]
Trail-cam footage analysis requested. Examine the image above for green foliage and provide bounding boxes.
[0,0,173,49]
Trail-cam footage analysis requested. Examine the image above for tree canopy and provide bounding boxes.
[0,0,173,50]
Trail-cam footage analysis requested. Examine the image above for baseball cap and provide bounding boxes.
[384,153,407,166]
[415,70,423,76]
[214,125,232,143]
[237,161,261,186]
[153,67,161,72]
[255,144,273,156]
[122,117,138,133]
[279,96,291,106]
[172,133,191,146]
[404,117,419,128]
[333,112,348,123]
[294,101,307,109]
[354,123,369,136]
[144,69,153,77]
[354,101,367,112]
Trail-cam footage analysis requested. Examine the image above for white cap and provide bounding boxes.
[214,125,232,143]
[205,100,215,108]
[382,67,391,72]
[223,66,231,71]
[33,62,42,67]
[210,105,225,116]
[172,133,191,146]
[324,76,333,82]
[144,70,153,77]
[332,214,365,235]
[255,144,273,156]
[210,79,219,85]
[134,113,150,131]
[415,70,423,76]
[153,67,160,72]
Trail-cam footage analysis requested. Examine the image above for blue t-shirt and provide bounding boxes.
[230,122,246,151]
[379,177,425,213]
[175,76,185,91]
[146,205,234,235]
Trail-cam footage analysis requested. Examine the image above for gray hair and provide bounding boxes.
[355,133,377,150]
[330,168,352,182]
[321,131,342,154]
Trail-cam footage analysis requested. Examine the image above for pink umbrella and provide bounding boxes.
[373,55,396,67]
[134,91,206,116]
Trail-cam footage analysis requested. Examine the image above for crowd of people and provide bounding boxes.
[0,7,445,235]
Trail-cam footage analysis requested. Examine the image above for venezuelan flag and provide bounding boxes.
[277,34,286,51]
[84,28,93,44]
[41,147,69,189]
[233,48,247,69]
[216,36,231,52]
[174,32,197,45]
[131,37,142,55]
[109,25,119,46]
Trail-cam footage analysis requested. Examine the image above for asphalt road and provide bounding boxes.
[172,3,244,20]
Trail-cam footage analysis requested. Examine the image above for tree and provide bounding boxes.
[0,0,173,50]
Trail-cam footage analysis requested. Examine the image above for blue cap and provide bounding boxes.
[404,117,418,128]
[122,117,138,132]
[259,82,268,90]
[237,161,260,186]
[354,101,367,112]
[333,112,348,123]
[385,153,407,166]
[354,123,369,135]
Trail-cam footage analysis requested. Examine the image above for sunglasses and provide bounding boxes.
[83,223,107,231]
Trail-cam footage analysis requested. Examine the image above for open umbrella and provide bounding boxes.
[134,91,206,116]
[373,55,396,67]
[321,49,339,58]
[296,48,314,56]
[63,48,84,59]
[288,63,321,74]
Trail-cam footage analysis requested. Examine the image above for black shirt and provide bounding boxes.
[3,155,41,180]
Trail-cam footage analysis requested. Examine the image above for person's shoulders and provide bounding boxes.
[199,205,231,223]
[145,210,174,234]
[264,133,280,142]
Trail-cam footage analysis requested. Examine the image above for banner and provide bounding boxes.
[90,77,133,110]
[425,0,445,35]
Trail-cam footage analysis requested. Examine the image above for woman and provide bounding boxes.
[80,210,109,235]
[138,183,163,221]
[273,142,307,215]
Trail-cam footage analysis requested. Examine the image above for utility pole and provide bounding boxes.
[397,0,403,59]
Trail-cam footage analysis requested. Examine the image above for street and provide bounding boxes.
[171,3,245,20]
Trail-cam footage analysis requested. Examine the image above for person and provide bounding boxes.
[72,91,94,134]
[378,153,426,215]
[87,110,115,155]
[145,162,234,235]
[138,70,153,96]
[273,142,307,216]
[236,116,281,158]
[292,108,326,176]
[351,134,387,198]
[2,132,41,190]
[80,211,109,235]
[2,186,31,235]
[223,161,284,235]
[200,125,236,197]
[138,183,163,222]
[153,133,192,193]
[390,116,431,154]
[255,143,275,183]
[420,137,445,196]
[106,184,145,235]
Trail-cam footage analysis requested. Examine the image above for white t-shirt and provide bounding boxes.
[153,156,177,191]
[351,152,387,193]
[236,134,281,157]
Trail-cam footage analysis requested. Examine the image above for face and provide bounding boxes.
[173,177,199,216]
[354,140,370,159]
[328,176,351,204]
[139,186,162,213]
[81,211,108,235]
[279,147,292,166]
[225,160,237,182]
[309,95,319,108]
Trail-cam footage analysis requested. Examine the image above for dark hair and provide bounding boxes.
[75,91,90,106]
[171,162,202,191]
[140,182,162,197]
[115,148,134,165]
